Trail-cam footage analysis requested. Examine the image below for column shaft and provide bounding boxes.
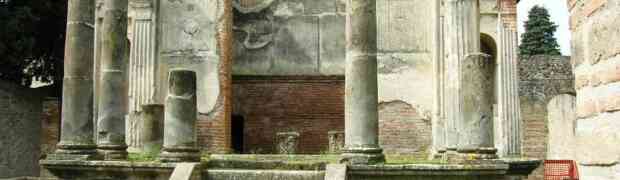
[509,29,522,155]
[97,0,129,160]
[160,70,200,162]
[342,0,385,165]
[432,0,446,158]
[445,0,497,159]
[52,0,97,160]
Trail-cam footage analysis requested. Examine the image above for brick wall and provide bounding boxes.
[569,0,620,179]
[230,76,345,154]
[519,55,574,180]
[378,100,431,157]
[222,76,432,155]
[500,0,518,30]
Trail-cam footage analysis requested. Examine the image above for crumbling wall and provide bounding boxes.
[569,0,620,179]
[0,81,42,178]
[518,55,574,180]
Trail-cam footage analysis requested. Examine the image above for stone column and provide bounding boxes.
[508,29,522,156]
[341,0,385,165]
[50,0,97,160]
[97,0,129,160]
[445,0,497,160]
[432,0,446,159]
[160,70,200,162]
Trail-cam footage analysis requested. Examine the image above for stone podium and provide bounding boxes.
[159,70,200,162]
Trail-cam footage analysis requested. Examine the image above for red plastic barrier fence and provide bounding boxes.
[544,160,579,180]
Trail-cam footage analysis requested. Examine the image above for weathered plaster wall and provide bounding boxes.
[518,55,574,180]
[0,81,42,178]
[569,0,620,179]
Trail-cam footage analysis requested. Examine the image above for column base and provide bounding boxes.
[159,147,201,162]
[433,148,447,160]
[97,144,128,160]
[340,146,385,165]
[47,144,97,160]
[455,147,498,162]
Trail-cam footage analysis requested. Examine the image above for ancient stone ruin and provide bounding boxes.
[35,0,550,179]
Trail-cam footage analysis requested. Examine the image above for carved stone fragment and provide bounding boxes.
[328,131,345,154]
[276,132,300,154]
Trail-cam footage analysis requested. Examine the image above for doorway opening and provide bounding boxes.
[231,115,245,153]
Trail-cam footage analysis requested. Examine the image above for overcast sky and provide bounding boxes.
[517,0,571,55]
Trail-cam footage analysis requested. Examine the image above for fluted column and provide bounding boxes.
[97,0,129,160]
[432,0,446,158]
[126,1,160,152]
[341,0,385,165]
[160,70,200,162]
[50,0,97,160]
[508,29,522,156]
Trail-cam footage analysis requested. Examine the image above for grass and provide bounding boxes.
[127,153,158,162]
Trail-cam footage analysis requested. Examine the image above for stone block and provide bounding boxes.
[319,14,346,75]
[377,0,432,52]
[272,16,319,75]
[584,0,607,16]
[571,27,585,68]
[325,164,347,180]
[585,9,620,64]
[576,87,598,118]
[276,132,300,154]
[576,112,620,165]
[547,94,576,160]
[170,163,201,180]
[328,131,345,154]
[595,82,620,112]
[574,65,590,90]
[598,56,620,84]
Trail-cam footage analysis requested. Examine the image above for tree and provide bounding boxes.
[0,0,66,91]
[519,5,561,57]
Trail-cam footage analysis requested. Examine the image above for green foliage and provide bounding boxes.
[0,0,66,88]
[519,5,561,57]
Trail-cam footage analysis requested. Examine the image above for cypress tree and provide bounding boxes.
[519,5,561,56]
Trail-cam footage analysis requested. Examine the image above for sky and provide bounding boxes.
[517,0,571,55]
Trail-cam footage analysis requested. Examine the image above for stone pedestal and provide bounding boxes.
[160,70,200,162]
[341,0,385,165]
[127,104,164,153]
[50,0,97,160]
[328,131,345,154]
[141,104,164,153]
[96,0,129,161]
[276,132,300,154]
